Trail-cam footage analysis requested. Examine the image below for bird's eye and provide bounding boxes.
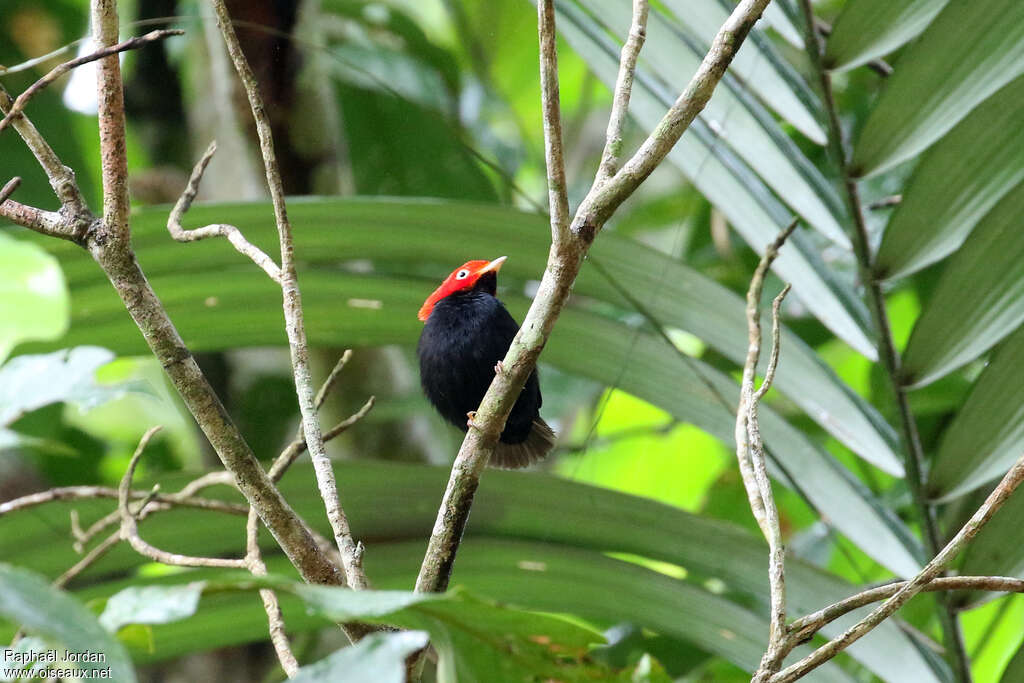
[455,269,470,280]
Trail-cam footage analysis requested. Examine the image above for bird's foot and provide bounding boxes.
[494,360,505,376]
[466,411,479,430]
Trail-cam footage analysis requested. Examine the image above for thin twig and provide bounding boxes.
[867,195,902,210]
[0,30,183,134]
[798,0,971,677]
[537,0,571,246]
[0,83,88,220]
[209,0,368,592]
[117,426,247,570]
[246,507,299,676]
[269,396,376,482]
[167,141,282,282]
[736,221,796,538]
[415,0,776,595]
[787,576,1024,647]
[0,486,246,518]
[769,453,1024,682]
[0,177,20,206]
[595,0,649,185]
[737,226,795,682]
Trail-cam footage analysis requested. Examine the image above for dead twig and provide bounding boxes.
[0,29,183,134]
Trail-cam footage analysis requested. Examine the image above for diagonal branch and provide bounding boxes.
[415,0,776,594]
[208,0,369,592]
[769,451,1024,683]
[0,29,183,134]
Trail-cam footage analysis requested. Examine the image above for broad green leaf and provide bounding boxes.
[24,261,918,575]
[588,0,847,245]
[1001,640,1024,683]
[0,563,136,682]
[825,0,949,73]
[876,76,1024,280]
[99,583,205,633]
[902,187,1024,387]
[760,1,805,48]
[852,0,1024,177]
[0,233,68,363]
[556,2,878,358]
[0,347,121,427]
[928,325,1024,501]
[294,587,604,683]
[292,630,429,683]
[655,0,825,143]
[27,197,900,474]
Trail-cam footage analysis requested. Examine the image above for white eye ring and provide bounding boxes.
[455,269,470,280]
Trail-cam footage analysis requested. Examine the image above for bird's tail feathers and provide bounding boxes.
[490,418,556,469]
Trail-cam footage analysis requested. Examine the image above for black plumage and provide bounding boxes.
[417,271,555,468]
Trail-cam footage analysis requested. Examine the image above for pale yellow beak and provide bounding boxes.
[477,256,507,275]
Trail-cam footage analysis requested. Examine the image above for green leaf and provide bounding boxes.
[291,630,429,683]
[875,76,1024,280]
[901,187,1024,387]
[927,325,1024,501]
[0,232,68,363]
[825,0,949,73]
[293,587,603,683]
[0,463,939,682]
[556,2,877,358]
[0,563,136,682]
[587,0,846,245]
[655,0,826,144]
[99,583,205,633]
[0,347,122,427]
[1000,639,1024,683]
[852,0,1024,177]
[28,197,899,474]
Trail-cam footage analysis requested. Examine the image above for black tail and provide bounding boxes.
[490,418,556,469]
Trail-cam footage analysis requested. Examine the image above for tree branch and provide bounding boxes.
[208,0,368,592]
[0,84,88,219]
[167,141,282,282]
[92,0,132,243]
[415,0,776,594]
[537,0,571,246]
[595,0,649,185]
[769,452,1024,682]
[736,226,795,682]
[0,29,183,134]
[118,427,247,569]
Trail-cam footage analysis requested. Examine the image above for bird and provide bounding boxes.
[417,256,556,468]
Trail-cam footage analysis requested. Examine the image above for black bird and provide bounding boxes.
[417,256,556,468]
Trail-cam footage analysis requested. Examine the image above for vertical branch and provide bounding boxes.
[91,0,131,241]
[797,1,971,678]
[737,225,794,681]
[537,0,571,246]
[595,0,649,185]
[208,0,368,592]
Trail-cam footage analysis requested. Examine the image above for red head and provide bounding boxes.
[418,256,507,322]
